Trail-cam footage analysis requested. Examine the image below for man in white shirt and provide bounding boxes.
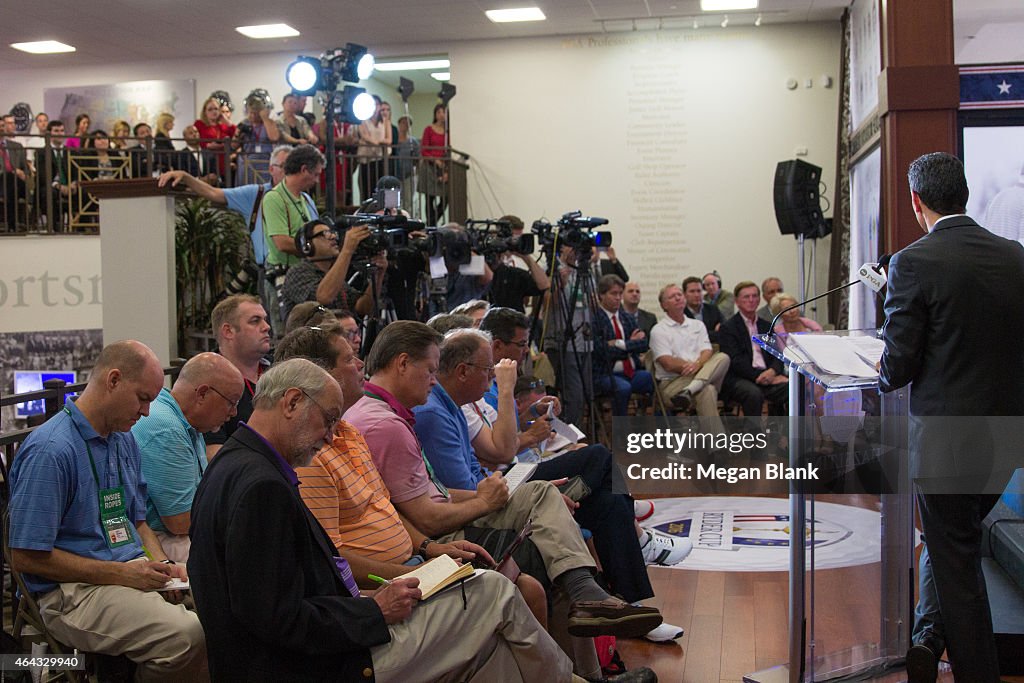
[650,284,729,427]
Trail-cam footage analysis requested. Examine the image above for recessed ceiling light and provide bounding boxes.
[431,72,451,82]
[701,0,757,10]
[376,59,450,72]
[235,24,300,39]
[485,7,546,23]
[11,40,76,54]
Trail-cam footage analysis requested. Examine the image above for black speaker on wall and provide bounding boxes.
[773,159,830,238]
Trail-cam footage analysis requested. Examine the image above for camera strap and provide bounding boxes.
[248,184,266,234]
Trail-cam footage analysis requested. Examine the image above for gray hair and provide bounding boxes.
[270,144,294,164]
[427,313,475,335]
[252,357,330,409]
[439,328,492,375]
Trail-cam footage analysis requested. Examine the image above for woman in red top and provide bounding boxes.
[194,96,236,179]
[420,104,448,225]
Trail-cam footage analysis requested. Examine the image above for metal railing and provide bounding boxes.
[1,133,469,234]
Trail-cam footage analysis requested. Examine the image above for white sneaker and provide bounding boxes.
[644,622,685,642]
[641,529,692,566]
[634,499,655,522]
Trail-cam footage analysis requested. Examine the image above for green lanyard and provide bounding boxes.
[363,390,450,500]
[63,407,134,549]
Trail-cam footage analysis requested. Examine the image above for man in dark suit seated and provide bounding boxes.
[682,275,723,345]
[879,152,1024,683]
[621,281,658,338]
[592,274,654,415]
[1,114,31,231]
[188,357,575,682]
[719,281,788,418]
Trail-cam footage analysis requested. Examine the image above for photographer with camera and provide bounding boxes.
[234,88,281,185]
[487,215,550,313]
[261,144,325,335]
[279,218,383,324]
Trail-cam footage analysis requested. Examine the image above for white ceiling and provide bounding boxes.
[0,1,1019,77]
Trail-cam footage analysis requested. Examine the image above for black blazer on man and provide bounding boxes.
[592,307,647,378]
[718,311,782,382]
[188,425,390,682]
[684,302,724,346]
[880,215,1024,416]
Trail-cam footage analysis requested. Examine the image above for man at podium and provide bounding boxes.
[879,152,1024,683]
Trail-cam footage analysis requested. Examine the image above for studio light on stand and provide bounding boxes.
[284,42,376,215]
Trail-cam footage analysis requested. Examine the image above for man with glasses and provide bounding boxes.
[131,353,243,563]
[346,321,664,640]
[279,217,380,323]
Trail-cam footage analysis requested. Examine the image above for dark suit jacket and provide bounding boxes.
[880,216,1024,483]
[625,308,658,339]
[592,307,647,378]
[596,258,628,281]
[1,139,29,175]
[684,303,724,346]
[719,312,782,383]
[880,215,1024,415]
[188,425,391,682]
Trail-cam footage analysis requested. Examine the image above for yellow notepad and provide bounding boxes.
[395,555,476,600]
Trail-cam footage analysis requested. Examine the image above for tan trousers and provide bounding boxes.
[660,351,730,434]
[444,480,596,581]
[371,570,573,683]
[37,582,207,682]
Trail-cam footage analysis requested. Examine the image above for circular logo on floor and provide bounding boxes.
[645,496,897,571]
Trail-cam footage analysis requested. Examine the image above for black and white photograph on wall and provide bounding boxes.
[963,123,1024,245]
[0,328,103,428]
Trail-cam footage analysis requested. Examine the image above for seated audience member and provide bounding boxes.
[720,281,789,418]
[110,119,131,150]
[188,358,575,682]
[284,301,337,335]
[274,325,550,630]
[63,113,90,149]
[344,321,663,638]
[592,275,654,416]
[131,352,243,563]
[651,284,730,421]
[203,294,272,458]
[682,275,724,345]
[427,312,476,335]
[770,292,823,334]
[336,309,364,356]
[488,215,551,312]
[450,298,490,326]
[758,277,784,322]
[427,323,689,642]
[621,281,658,339]
[8,340,207,680]
[702,270,735,319]
[279,217,378,322]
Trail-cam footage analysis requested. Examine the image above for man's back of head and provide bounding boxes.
[908,152,969,217]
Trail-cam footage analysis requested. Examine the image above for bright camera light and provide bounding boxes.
[352,92,377,121]
[286,59,319,94]
[357,53,375,80]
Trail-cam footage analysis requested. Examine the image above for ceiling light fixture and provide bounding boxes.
[235,24,300,39]
[701,0,757,10]
[755,13,762,26]
[375,59,450,72]
[11,40,75,54]
[485,7,546,23]
[431,72,451,82]
[693,17,700,29]
[721,15,729,28]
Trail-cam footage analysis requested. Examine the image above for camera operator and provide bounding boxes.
[233,88,281,185]
[279,218,384,324]
[488,215,550,313]
[444,223,493,310]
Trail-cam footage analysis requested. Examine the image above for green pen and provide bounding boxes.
[367,574,393,586]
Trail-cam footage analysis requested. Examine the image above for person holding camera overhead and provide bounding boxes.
[279,217,382,323]
[234,88,281,185]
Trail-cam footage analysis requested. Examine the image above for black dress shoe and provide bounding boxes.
[588,667,658,683]
[906,642,939,683]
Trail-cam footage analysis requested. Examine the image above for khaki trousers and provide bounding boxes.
[371,570,572,683]
[37,582,207,682]
[659,351,730,434]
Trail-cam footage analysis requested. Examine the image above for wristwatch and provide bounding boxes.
[418,538,435,558]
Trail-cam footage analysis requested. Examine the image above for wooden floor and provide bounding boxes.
[616,494,1024,683]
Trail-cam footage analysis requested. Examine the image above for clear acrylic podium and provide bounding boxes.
[745,330,915,682]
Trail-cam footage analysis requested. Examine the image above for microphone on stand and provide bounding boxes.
[769,256,891,335]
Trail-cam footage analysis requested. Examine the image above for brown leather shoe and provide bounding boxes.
[567,599,663,638]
